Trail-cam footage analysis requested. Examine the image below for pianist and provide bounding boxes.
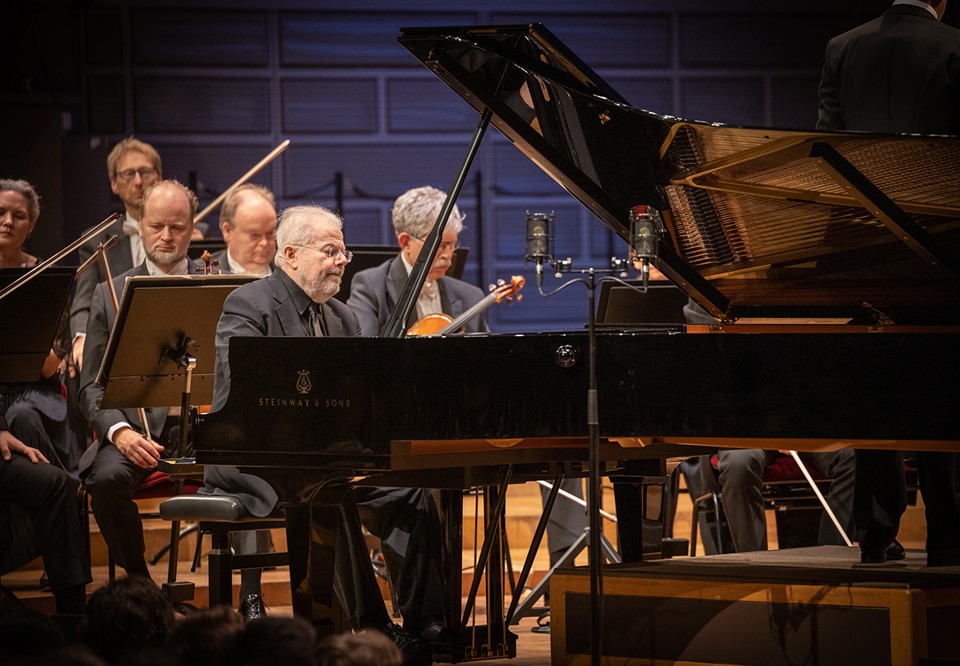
[203,204,442,662]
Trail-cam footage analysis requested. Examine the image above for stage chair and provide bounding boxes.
[680,453,831,557]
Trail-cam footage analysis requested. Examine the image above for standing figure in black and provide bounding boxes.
[817,0,960,566]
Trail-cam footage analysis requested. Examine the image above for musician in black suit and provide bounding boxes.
[347,185,587,579]
[1,419,89,617]
[78,179,200,577]
[210,183,277,278]
[817,0,960,566]
[347,185,489,336]
[204,204,442,661]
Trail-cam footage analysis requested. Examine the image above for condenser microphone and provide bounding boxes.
[525,211,555,288]
[629,205,660,288]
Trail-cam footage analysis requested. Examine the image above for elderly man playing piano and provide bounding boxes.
[204,204,441,665]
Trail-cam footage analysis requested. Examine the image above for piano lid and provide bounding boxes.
[398,24,960,324]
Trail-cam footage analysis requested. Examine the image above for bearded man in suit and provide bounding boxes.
[78,179,200,578]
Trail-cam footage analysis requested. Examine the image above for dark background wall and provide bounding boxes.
[3,0,936,332]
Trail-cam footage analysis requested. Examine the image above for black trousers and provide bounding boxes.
[81,440,153,575]
[0,453,90,593]
[354,486,445,630]
[855,450,960,555]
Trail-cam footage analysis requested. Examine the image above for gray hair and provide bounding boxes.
[391,186,464,238]
[275,204,344,267]
[219,183,276,227]
[0,178,40,223]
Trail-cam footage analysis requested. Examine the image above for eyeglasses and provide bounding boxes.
[293,244,353,262]
[115,167,158,182]
[409,233,461,254]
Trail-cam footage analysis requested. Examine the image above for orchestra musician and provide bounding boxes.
[69,137,163,374]
[201,182,278,622]
[0,178,89,621]
[817,0,960,566]
[203,204,439,664]
[346,185,489,336]
[346,185,587,589]
[78,179,201,578]
[210,182,277,277]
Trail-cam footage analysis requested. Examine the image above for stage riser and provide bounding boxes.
[552,569,960,666]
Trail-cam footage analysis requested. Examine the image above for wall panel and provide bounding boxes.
[132,10,269,66]
[134,78,272,133]
[282,78,379,133]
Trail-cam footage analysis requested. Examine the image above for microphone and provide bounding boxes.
[629,205,660,288]
[525,211,555,289]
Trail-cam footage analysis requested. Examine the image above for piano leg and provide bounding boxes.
[611,458,670,562]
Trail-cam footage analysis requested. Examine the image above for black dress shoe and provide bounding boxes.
[859,549,887,564]
[407,616,444,641]
[379,622,432,666]
[885,540,906,561]
[238,593,267,623]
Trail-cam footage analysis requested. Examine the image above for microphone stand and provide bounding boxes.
[533,255,643,666]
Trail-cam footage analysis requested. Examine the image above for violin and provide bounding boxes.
[407,275,524,336]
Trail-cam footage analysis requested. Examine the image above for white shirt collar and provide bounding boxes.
[145,256,191,276]
[226,249,271,277]
[400,253,442,317]
[892,0,938,18]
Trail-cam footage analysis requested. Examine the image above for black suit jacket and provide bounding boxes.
[817,4,960,133]
[203,269,362,516]
[77,263,169,474]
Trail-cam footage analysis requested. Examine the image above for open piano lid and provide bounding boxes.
[398,24,960,325]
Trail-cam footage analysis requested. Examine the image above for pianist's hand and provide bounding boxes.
[113,427,165,469]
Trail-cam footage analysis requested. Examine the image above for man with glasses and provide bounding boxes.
[347,185,586,632]
[70,137,163,373]
[211,183,278,277]
[347,185,489,336]
[202,206,440,664]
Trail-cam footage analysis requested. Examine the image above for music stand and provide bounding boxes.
[0,267,75,383]
[98,274,253,414]
[95,273,256,599]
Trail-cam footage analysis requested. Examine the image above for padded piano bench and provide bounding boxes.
[159,494,288,607]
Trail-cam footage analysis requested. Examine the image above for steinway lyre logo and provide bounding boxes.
[296,369,312,395]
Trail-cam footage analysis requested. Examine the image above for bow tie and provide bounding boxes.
[122,218,139,237]
[420,279,439,300]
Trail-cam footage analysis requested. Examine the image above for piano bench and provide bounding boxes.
[159,495,288,608]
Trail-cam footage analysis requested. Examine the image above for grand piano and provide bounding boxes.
[194,23,960,662]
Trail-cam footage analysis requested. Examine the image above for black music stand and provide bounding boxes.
[0,267,75,382]
[95,273,256,600]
